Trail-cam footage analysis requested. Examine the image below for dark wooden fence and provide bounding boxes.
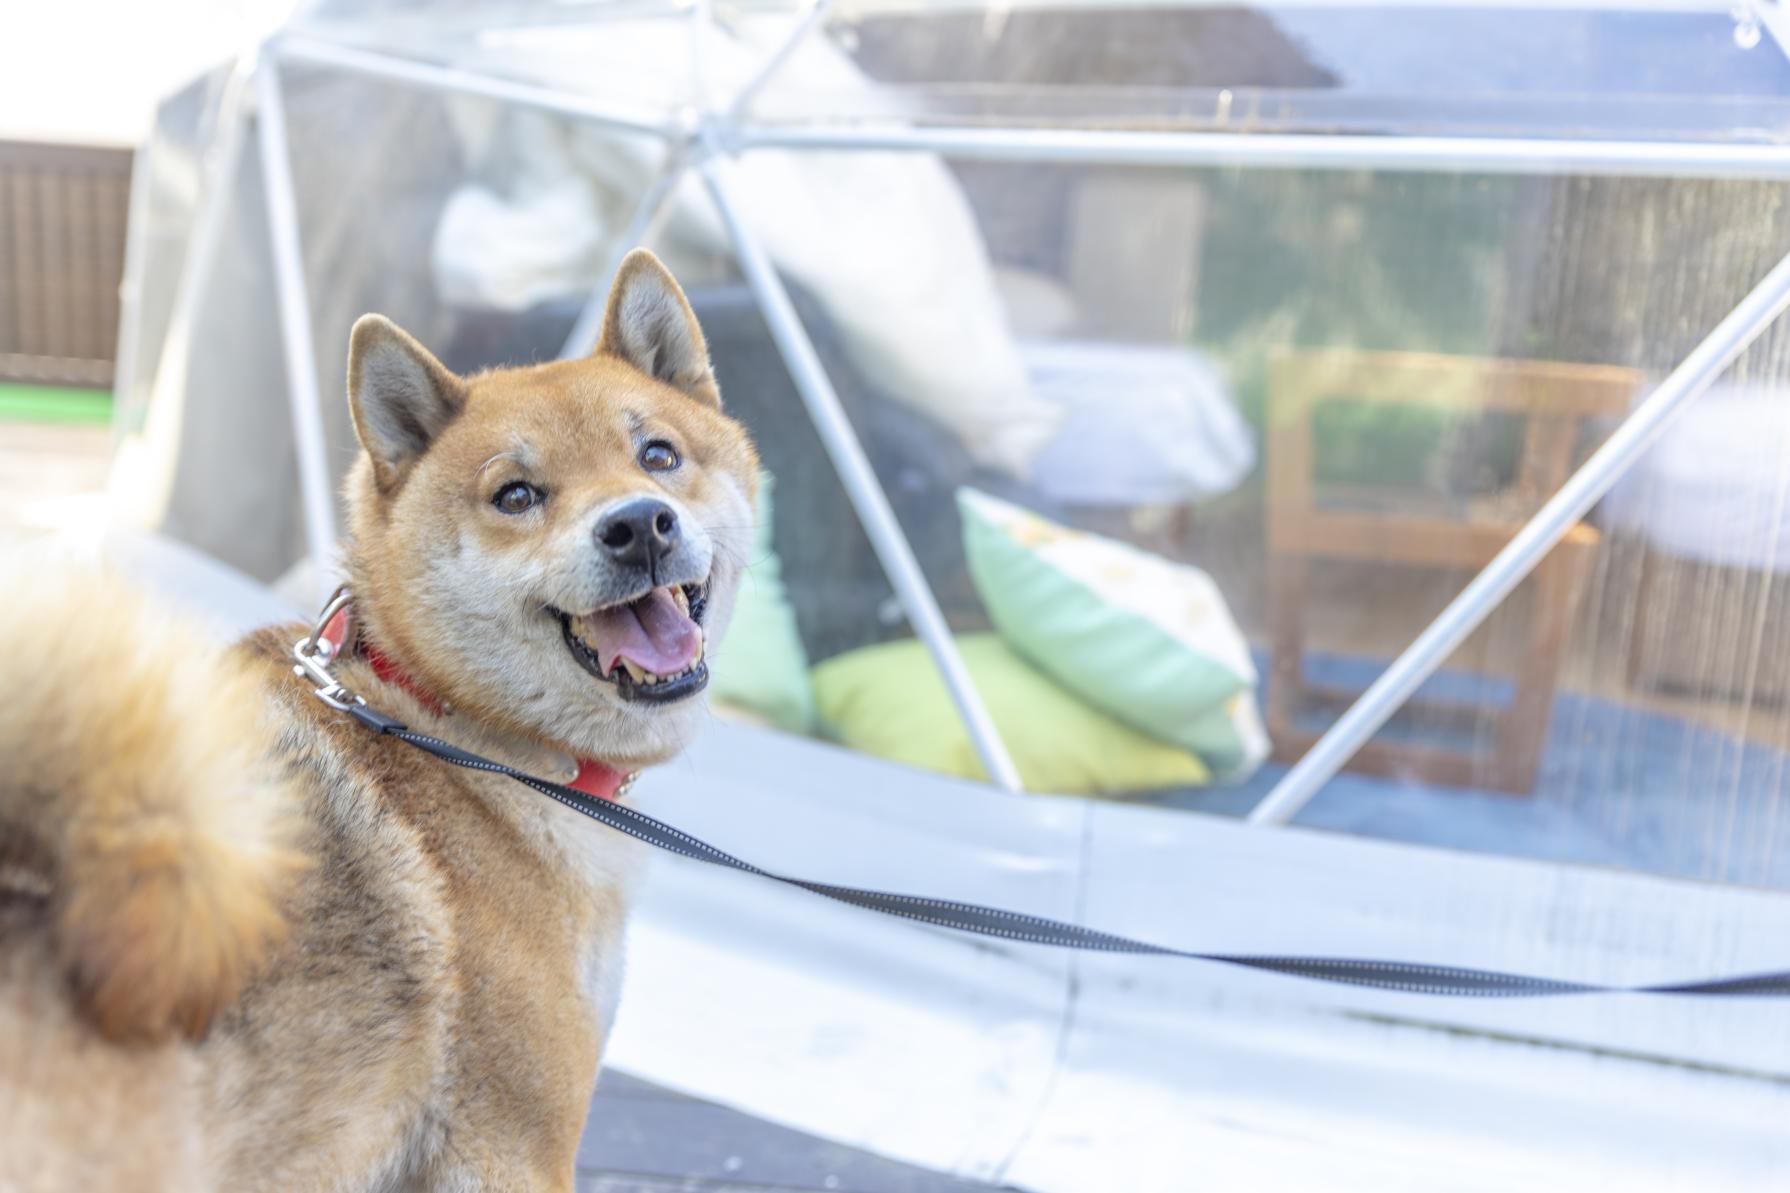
[0,140,132,388]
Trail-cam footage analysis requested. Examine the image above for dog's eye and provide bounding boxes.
[639,440,680,473]
[492,482,542,515]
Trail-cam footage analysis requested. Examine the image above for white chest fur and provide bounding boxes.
[546,792,644,1031]
[402,711,647,1041]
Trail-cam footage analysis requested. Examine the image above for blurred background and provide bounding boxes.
[1,1,278,540]
[10,1,1790,1190]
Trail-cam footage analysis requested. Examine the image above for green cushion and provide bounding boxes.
[1181,691,1272,783]
[708,472,816,734]
[958,488,1267,780]
[811,634,1210,795]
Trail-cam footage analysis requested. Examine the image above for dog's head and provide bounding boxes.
[343,250,758,767]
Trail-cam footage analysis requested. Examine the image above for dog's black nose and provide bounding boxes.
[597,498,680,575]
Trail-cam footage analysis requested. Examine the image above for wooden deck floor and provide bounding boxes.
[580,1072,1005,1193]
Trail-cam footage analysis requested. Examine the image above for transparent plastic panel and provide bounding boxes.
[717,143,1790,887]
[744,4,1790,140]
[286,0,812,121]
[113,68,236,444]
[122,1,1790,888]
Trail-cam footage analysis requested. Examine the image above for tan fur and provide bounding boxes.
[0,250,759,1192]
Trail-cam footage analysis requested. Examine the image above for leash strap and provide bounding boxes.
[340,703,1790,1000]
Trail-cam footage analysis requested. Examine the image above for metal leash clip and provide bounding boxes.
[291,584,363,712]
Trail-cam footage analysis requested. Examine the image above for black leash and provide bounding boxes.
[335,700,1790,1001]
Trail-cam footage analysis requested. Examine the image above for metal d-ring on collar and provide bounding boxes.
[290,583,360,712]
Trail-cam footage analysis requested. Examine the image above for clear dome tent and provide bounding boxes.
[108,1,1790,1187]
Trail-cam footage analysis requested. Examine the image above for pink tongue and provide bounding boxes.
[584,588,700,677]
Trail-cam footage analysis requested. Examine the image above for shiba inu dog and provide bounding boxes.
[0,250,758,1192]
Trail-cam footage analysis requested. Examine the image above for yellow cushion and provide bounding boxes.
[811,634,1210,796]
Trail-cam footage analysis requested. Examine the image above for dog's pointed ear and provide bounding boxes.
[347,314,468,490]
[596,249,721,408]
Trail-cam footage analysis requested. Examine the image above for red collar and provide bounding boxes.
[317,603,633,802]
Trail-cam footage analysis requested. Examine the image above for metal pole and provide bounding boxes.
[1248,245,1790,826]
[274,35,676,138]
[698,156,1025,792]
[270,32,1790,181]
[255,57,340,603]
[558,152,690,360]
[732,125,1790,181]
[130,62,251,432]
[689,0,712,116]
[109,139,154,443]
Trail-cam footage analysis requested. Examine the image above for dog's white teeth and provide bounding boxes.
[621,659,646,685]
[671,586,690,616]
[693,627,705,661]
[643,672,659,686]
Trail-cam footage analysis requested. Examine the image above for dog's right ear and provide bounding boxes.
[347,314,467,491]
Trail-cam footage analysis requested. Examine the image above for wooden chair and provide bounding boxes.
[1266,350,1640,794]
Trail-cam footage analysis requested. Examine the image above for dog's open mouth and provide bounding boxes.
[556,582,709,705]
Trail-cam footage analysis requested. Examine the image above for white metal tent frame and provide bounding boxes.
[133,0,1790,826]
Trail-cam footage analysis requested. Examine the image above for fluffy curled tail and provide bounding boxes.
[0,555,306,1042]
